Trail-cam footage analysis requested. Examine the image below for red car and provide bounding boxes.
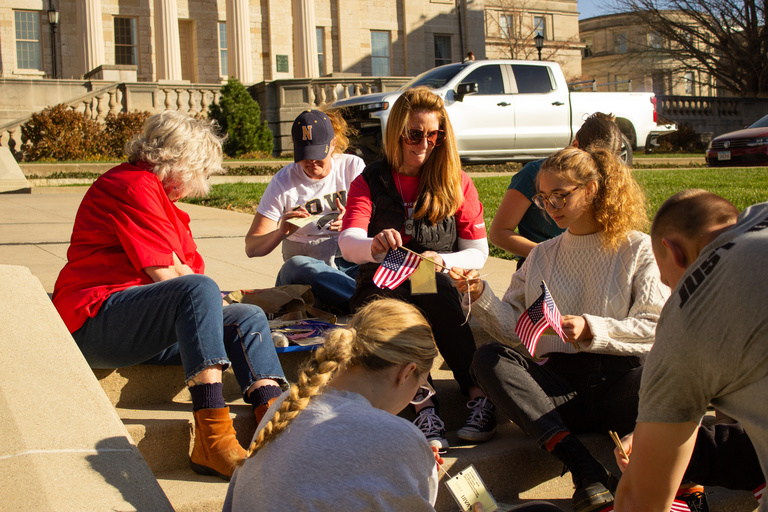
[707,114,768,167]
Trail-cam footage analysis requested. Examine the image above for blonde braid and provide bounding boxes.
[243,298,437,460]
[244,329,354,459]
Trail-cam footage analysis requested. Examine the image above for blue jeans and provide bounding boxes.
[275,255,357,310]
[73,274,287,396]
[471,343,641,446]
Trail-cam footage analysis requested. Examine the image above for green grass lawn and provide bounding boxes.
[182,166,768,261]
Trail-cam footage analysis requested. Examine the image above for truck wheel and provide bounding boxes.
[620,134,634,167]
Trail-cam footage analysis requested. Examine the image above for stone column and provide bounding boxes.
[293,0,319,78]
[226,0,254,83]
[76,0,105,75]
[154,0,183,81]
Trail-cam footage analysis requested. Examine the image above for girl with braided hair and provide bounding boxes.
[451,145,669,512]
[223,298,441,512]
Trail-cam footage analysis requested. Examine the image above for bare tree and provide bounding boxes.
[484,0,583,62]
[615,0,768,97]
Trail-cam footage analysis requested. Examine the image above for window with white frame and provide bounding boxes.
[533,16,546,39]
[317,27,325,75]
[114,17,137,66]
[649,32,663,49]
[371,31,390,76]
[218,22,228,77]
[15,11,42,70]
[499,14,513,38]
[684,71,695,94]
[434,35,452,66]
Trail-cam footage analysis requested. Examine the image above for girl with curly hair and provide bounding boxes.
[223,298,441,511]
[451,145,669,512]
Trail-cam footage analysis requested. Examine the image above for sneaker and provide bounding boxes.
[457,397,497,443]
[676,489,709,512]
[413,407,448,449]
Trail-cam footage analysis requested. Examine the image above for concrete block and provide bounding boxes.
[157,469,231,512]
[95,350,313,408]
[0,265,173,511]
[0,146,31,193]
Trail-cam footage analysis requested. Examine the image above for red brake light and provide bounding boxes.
[651,96,657,124]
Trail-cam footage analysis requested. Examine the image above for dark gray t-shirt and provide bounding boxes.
[638,202,768,509]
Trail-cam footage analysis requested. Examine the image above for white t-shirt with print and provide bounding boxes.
[257,153,365,246]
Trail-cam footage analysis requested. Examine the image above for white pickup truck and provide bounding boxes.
[332,60,676,165]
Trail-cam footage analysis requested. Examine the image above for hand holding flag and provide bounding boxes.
[514,281,567,357]
[373,247,421,290]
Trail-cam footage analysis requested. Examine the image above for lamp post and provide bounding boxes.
[534,32,544,61]
[48,2,59,79]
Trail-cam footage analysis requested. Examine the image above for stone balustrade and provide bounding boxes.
[0,76,410,158]
[657,94,768,137]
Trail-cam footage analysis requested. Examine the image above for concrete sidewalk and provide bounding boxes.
[0,187,516,297]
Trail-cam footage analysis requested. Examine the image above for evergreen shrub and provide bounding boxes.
[208,78,274,158]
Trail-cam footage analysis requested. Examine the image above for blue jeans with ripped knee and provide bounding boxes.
[73,274,287,395]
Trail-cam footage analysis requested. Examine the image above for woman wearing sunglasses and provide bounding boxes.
[338,87,495,450]
[451,146,668,512]
[223,298,441,512]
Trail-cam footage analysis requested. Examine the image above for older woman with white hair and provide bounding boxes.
[53,110,287,481]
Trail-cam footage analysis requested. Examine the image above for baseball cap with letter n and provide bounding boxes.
[292,110,335,162]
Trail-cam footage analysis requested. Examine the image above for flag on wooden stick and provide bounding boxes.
[515,281,567,357]
[373,248,421,290]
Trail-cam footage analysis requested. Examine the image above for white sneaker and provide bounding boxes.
[413,407,448,449]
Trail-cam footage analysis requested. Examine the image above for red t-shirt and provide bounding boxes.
[342,167,486,242]
[52,163,204,333]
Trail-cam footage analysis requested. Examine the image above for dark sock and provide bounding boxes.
[189,382,226,412]
[247,385,282,410]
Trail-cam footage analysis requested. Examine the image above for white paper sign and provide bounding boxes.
[444,464,498,512]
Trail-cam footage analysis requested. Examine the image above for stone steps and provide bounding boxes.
[95,352,759,512]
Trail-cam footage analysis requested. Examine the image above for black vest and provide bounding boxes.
[356,160,458,285]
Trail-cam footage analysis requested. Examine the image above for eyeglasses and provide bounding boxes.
[410,380,436,405]
[532,185,582,210]
[402,129,445,147]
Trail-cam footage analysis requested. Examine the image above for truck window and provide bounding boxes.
[460,65,505,95]
[511,65,554,94]
[399,63,468,90]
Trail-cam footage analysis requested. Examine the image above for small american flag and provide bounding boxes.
[669,499,692,512]
[598,498,693,512]
[514,281,567,357]
[755,483,765,504]
[373,248,421,290]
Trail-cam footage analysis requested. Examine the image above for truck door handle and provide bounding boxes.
[552,101,565,106]
[497,102,511,107]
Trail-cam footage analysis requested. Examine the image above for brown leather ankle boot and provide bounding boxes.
[253,396,279,426]
[189,406,246,480]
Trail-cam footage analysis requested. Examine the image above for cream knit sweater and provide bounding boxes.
[470,230,669,357]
